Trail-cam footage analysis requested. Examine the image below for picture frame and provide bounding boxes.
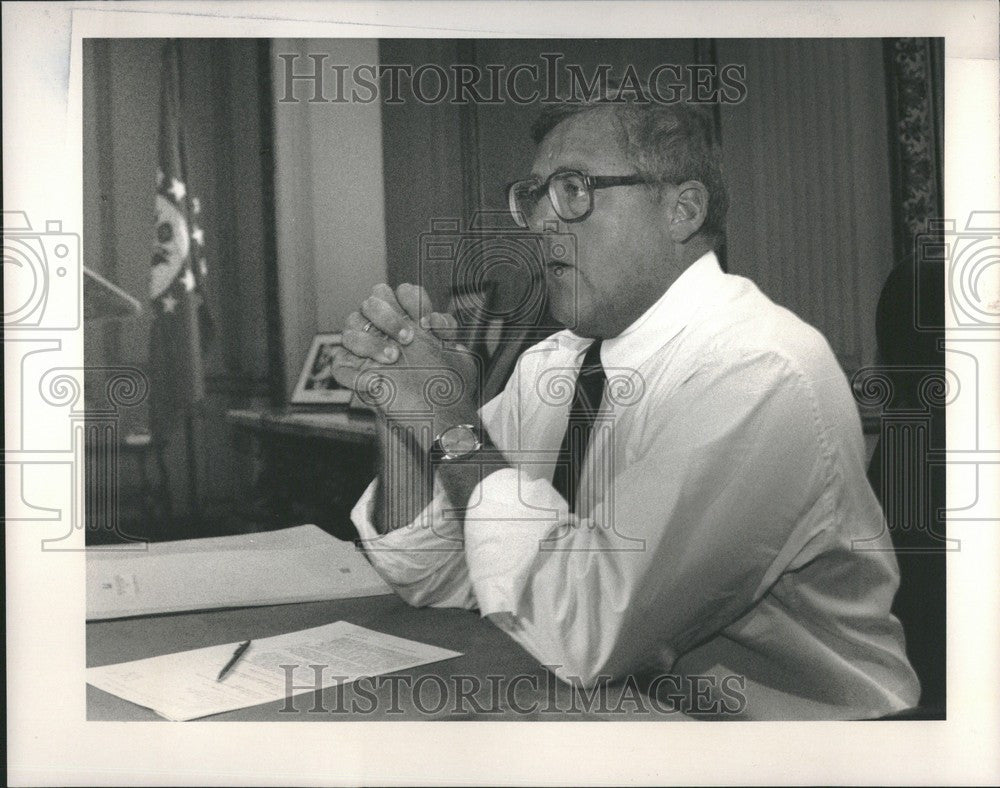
[290,332,353,405]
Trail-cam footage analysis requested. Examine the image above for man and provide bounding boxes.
[330,97,920,720]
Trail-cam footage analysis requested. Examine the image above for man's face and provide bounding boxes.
[529,108,675,338]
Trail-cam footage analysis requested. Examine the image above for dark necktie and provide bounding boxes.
[552,340,606,512]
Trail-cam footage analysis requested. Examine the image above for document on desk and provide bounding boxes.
[87,525,392,620]
[86,621,462,720]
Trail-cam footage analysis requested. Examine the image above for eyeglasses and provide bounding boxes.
[506,170,655,228]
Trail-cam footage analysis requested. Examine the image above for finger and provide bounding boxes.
[345,309,394,343]
[343,311,401,364]
[426,311,459,332]
[396,282,434,325]
[371,282,405,315]
[362,293,415,346]
[329,345,366,370]
[418,312,457,343]
[345,307,386,339]
[421,311,468,352]
[328,346,368,390]
[370,283,410,339]
[443,338,474,357]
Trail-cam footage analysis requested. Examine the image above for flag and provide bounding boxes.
[148,40,213,440]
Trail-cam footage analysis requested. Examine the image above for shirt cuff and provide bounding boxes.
[351,478,465,584]
[463,468,569,617]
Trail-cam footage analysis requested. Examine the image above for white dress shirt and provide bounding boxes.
[351,251,921,720]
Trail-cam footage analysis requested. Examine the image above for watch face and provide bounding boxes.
[439,424,480,457]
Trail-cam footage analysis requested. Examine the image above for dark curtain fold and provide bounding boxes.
[871,37,947,715]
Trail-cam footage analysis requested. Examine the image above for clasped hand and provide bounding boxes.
[329,283,480,443]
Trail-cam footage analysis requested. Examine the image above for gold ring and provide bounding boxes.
[362,320,374,333]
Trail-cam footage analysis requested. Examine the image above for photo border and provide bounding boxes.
[4,2,998,786]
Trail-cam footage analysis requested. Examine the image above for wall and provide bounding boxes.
[717,39,896,372]
[379,39,469,307]
[83,39,277,535]
[379,39,897,374]
[271,38,388,397]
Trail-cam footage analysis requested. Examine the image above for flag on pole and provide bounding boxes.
[148,40,213,440]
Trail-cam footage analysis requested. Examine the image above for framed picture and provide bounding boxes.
[290,332,353,405]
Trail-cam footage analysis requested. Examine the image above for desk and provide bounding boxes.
[226,408,378,538]
[87,595,688,721]
[227,407,377,444]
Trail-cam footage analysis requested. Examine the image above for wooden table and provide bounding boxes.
[226,407,377,444]
[225,408,379,538]
[87,594,689,721]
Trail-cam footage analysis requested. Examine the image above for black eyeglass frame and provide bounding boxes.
[506,170,656,228]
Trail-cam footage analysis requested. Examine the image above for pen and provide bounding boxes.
[216,639,251,681]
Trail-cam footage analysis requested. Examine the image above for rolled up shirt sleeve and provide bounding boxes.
[350,388,520,610]
[351,477,476,610]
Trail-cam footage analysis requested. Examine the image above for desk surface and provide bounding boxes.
[227,407,377,443]
[87,595,687,721]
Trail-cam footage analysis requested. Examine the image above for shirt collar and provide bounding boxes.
[556,250,725,370]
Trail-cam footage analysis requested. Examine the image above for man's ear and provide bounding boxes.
[666,181,709,243]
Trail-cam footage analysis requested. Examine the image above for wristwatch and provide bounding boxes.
[431,423,483,461]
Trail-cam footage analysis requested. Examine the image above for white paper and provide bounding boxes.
[86,525,392,620]
[86,621,462,720]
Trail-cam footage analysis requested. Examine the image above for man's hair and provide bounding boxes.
[530,97,728,246]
